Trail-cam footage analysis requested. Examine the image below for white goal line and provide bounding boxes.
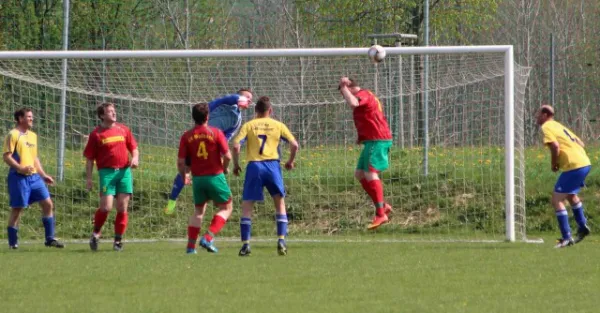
[16,237,544,245]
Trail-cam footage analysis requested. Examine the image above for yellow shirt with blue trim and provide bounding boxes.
[3,129,38,175]
[541,120,590,171]
[233,117,296,162]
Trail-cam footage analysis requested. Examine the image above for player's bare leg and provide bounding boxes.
[187,203,206,254]
[40,198,64,248]
[552,192,574,248]
[567,194,590,243]
[273,195,288,256]
[90,195,114,251]
[113,193,130,251]
[7,208,23,249]
[239,201,254,257]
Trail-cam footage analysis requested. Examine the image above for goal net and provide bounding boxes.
[0,47,531,242]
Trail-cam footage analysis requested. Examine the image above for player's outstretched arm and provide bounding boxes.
[222,151,232,174]
[232,143,242,176]
[34,157,54,185]
[85,158,94,191]
[285,140,299,170]
[547,142,560,172]
[130,148,139,168]
[3,152,33,175]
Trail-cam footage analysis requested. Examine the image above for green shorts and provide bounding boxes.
[192,174,232,205]
[356,140,393,172]
[99,167,133,196]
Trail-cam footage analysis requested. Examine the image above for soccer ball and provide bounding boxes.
[368,45,386,63]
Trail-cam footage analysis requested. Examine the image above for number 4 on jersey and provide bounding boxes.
[197,141,208,159]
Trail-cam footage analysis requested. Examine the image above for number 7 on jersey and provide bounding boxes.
[258,135,267,155]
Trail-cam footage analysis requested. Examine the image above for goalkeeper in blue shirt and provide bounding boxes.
[164,89,253,214]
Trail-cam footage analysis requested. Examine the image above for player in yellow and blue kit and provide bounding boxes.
[232,96,299,256]
[3,108,64,249]
[537,105,591,248]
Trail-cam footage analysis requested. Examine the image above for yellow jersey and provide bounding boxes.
[541,120,590,171]
[233,117,296,162]
[3,129,38,175]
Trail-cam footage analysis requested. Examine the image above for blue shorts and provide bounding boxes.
[242,160,285,201]
[554,165,591,194]
[7,173,50,208]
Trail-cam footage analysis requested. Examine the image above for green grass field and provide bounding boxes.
[1,238,598,313]
[1,143,600,312]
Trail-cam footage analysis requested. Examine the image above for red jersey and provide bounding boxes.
[84,123,137,169]
[352,89,392,142]
[178,125,229,176]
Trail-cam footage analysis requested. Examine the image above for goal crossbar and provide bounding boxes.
[0,46,513,59]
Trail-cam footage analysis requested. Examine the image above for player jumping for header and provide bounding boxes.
[338,77,393,230]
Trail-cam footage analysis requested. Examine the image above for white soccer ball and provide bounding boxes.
[368,45,386,63]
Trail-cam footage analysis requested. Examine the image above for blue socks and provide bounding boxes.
[240,217,252,244]
[42,216,55,242]
[7,226,18,247]
[240,215,288,246]
[572,202,587,229]
[8,217,55,247]
[170,174,186,201]
[555,210,571,240]
[276,214,288,239]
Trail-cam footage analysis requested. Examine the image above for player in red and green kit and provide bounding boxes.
[178,103,234,254]
[84,102,139,252]
[339,77,393,230]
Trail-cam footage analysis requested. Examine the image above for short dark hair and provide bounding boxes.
[237,88,252,94]
[97,102,115,121]
[14,108,32,122]
[192,103,209,124]
[255,96,271,115]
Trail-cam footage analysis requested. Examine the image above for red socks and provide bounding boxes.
[114,212,128,239]
[187,226,200,249]
[360,178,374,199]
[204,215,227,241]
[93,208,109,234]
[361,179,386,216]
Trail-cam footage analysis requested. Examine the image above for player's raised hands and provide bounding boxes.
[339,76,351,88]
[233,165,242,176]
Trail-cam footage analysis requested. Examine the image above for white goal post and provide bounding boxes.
[0,46,530,242]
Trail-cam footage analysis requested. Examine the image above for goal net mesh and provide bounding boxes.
[0,50,530,242]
